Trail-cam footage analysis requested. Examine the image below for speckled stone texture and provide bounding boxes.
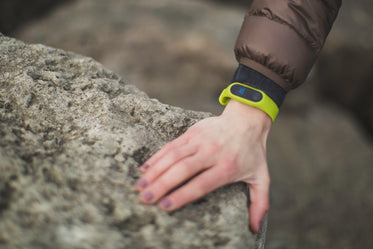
[0,35,264,249]
[10,1,373,248]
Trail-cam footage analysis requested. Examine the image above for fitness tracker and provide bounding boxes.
[230,64,286,108]
[219,82,279,122]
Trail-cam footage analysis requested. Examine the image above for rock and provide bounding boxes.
[13,0,247,114]
[0,0,71,35]
[315,0,373,137]
[11,1,373,248]
[266,96,373,249]
[0,35,262,249]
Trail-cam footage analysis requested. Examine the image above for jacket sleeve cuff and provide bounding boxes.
[230,64,286,108]
[234,15,317,91]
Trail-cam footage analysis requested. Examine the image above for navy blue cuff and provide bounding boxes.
[230,64,286,108]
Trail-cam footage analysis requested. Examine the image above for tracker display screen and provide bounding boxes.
[231,84,263,102]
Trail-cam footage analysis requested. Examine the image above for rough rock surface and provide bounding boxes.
[0,35,263,249]
[11,0,373,248]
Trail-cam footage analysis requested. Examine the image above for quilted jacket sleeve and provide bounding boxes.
[234,0,341,91]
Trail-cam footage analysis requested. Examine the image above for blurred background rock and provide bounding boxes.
[0,0,70,34]
[1,0,372,248]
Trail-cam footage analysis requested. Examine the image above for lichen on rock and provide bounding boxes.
[0,34,263,249]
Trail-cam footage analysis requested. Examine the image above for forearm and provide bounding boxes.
[234,0,342,91]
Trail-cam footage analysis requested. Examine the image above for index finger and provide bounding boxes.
[139,135,189,172]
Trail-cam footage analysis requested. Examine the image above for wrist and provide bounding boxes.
[219,82,279,122]
[222,99,272,132]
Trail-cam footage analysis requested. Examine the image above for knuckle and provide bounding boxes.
[164,142,175,151]
[179,161,194,174]
[185,125,200,136]
[169,148,181,161]
[174,135,190,147]
[156,178,171,193]
[185,179,208,198]
[192,183,206,199]
[203,143,221,157]
[148,168,161,181]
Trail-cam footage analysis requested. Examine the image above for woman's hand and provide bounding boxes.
[135,99,272,234]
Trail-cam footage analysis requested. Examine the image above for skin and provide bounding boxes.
[135,99,271,234]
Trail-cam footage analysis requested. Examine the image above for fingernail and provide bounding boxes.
[140,163,150,171]
[160,198,172,209]
[136,179,148,189]
[142,191,154,202]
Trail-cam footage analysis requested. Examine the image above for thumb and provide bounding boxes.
[248,180,270,234]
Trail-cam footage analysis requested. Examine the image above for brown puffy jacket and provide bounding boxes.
[235,0,342,92]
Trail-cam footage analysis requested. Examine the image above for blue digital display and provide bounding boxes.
[231,84,263,102]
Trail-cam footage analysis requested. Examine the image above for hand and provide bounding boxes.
[135,99,272,234]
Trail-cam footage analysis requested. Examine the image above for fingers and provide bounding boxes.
[248,178,270,234]
[157,165,231,211]
[138,154,206,204]
[137,144,197,190]
[139,136,190,173]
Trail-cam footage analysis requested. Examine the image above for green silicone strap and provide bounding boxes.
[219,82,279,122]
